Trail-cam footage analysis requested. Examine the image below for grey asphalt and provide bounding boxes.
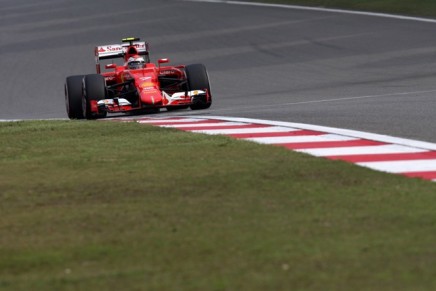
[1,0,436,142]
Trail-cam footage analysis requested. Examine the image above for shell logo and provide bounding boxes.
[141,82,154,88]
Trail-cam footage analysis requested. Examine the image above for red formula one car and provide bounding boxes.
[65,37,212,119]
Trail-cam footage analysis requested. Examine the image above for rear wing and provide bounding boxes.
[94,38,149,73]
[95,41,149,60]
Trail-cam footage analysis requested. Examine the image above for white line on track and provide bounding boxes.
[257,90,436,107]
[206,89,436,115]
[181,0,436,23]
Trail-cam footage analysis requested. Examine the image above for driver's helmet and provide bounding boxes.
[127,55,145,69]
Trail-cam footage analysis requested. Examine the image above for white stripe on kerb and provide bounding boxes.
[358,159,436,173]
[190,126,300,135]
[137,118,208,124]
[296,144,428,157]
[193,115,436,151]
[160,122,245,128]
[245,134,356,144]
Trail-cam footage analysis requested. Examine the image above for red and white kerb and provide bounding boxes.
[124,116,436,182]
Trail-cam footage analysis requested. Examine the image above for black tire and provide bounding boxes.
[185,64,212,110]
[65,75,85,119]
[83,74,107,119]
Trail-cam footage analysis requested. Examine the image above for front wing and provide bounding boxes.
[96,90,208,113]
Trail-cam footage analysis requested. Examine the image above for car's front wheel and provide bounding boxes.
[185,64,212,110]
[65,75,85,119]
[82,74,107,119]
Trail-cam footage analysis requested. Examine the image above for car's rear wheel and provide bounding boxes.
[185,64,212,110]
[65,75,85,119]
[83,74,107,119]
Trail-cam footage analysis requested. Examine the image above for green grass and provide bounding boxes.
[247,0,436,18]
[1,121,436,290]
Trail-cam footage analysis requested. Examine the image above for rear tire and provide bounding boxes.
[185,64,212,110]
[83,74,107,119]
[65,75,85,119]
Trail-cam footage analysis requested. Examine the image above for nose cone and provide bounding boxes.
[139,87,163,106]
[131,70,163,106]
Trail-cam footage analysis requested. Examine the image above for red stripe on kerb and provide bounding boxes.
[179,124,271,131]
[279,140,385,150]
[403,171,436,180]
[328,151,436,163]
[144,119,220,125]
[229,130,324,139]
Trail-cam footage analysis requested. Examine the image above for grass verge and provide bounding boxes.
[246,0,436,18]
[0,120,435,290]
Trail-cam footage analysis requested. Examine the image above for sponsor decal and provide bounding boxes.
[160,70,176,75]
[121,42,147,51]
[141,82,154,88]
[106,45,122,52]
[97,42,147,57]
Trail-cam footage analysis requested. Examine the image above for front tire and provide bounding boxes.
[185,64,212,110]
[82,74,107,119]
[65,75,85,119]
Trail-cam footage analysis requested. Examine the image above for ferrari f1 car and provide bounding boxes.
[65,37,212,119]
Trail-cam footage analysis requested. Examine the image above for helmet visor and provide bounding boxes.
[128,61,144,69]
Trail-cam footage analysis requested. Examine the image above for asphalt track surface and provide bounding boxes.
[2,0,436,143]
